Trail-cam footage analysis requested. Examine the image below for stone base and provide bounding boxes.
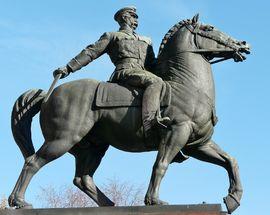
[1,204,227,215]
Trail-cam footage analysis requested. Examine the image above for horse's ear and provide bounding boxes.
[192,13,199,24]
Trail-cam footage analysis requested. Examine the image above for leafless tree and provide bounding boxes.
[102,178,144,206]
[0,196,7,209]
[37,178,144,208]
[37,184,95,208]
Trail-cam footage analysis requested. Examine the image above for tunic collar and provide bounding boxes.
[119,26,137,37]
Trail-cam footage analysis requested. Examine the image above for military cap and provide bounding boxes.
[114,6,138,22]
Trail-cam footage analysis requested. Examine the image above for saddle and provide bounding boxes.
[95,82,171,108]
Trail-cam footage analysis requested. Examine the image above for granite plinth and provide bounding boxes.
[0,204,227,215]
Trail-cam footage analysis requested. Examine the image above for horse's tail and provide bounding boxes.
[11,89,46,160]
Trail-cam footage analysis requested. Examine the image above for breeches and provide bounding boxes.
[110,68,163,87]
[110,68,165,130]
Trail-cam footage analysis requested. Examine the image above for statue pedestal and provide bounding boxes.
[1,204,227,215]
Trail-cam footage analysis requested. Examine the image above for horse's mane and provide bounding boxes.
[158,18,192,57]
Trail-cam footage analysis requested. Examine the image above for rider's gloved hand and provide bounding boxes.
[53,66,70,79]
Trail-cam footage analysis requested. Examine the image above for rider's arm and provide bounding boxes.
[67,32,112,73]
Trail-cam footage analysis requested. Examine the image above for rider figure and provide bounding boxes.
[54,6,171,138]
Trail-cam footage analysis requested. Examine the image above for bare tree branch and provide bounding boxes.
[37,185,96,208]
[0,196,7,209]
[102,178,144,206]
[37,178,144,208]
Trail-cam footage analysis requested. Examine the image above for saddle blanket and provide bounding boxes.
[95,82,171,108]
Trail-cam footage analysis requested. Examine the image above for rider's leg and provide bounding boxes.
[114,68,171,137]
[141,75,170,136]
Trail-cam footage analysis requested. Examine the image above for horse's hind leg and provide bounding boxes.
[71,141,114,206]
[182,139,242,214]
[9,137,79,208]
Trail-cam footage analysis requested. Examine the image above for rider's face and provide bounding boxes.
[123,13,138,30]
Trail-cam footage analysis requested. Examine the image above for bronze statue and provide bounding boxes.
[54,6,170,139]
[8,7,250,214]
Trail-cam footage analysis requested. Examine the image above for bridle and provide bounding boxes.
[180,21,240,64]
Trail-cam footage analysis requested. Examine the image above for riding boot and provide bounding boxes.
[142,81,171,139]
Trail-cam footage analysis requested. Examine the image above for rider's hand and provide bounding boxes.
[53,66,70,79]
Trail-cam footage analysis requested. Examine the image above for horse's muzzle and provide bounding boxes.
[238,41,251,54]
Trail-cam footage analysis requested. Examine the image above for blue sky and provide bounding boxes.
[0,1,268,214]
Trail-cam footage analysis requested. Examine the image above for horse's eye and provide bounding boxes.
[206,25,214,31]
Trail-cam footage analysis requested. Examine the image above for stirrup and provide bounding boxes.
[143,116,171,139]
[152,116,171,128]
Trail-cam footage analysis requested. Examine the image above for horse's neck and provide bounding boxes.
[163,52,215,103]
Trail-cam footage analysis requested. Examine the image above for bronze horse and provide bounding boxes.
[9,15,250,214]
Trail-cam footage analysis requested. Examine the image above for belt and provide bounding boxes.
[115,58,145,69]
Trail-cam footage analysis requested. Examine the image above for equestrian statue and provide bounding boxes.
[8,6,250,214]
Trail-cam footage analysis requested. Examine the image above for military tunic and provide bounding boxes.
[66,27,166,137]
[67,28,159,86]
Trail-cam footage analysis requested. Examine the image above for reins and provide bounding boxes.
[181,22,238,64]
[158,18,242,65]
[174,49,235,64]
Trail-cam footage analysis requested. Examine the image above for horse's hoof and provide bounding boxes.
[8,196,33,209]
[145,197,169,206]
[153,199,169,205]
[223,194,240,214]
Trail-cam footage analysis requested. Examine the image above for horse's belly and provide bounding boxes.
[91,107,152,152]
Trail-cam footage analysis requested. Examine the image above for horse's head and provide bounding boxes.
[185,14,251,63]
[158,14,251,65]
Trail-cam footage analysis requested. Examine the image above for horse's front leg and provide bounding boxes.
[145,123,191,205]
[182,139,242,214]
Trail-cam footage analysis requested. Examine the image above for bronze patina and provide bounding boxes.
[54,6,170,138]
[8,7,250,214]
